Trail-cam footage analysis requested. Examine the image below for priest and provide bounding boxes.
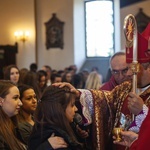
[53,22,150,150]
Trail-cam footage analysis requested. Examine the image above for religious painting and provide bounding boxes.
[45,13,64,49]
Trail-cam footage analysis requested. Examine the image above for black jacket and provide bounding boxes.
[0,135,10,150]
[28,125,83,150]
[0,128,26,150]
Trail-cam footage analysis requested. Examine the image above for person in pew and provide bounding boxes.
[37,70,48,94]
[17,84,37,145]
[21,71,42,100]
[3,64,20,85]
[51,73,62,84]
[0,80,26,150]
[85,71,102,90]
[62,71,72,84]
[42,65,52,86]
[28,85,86,150]
[0,81,69,150]
[100,51,132,91]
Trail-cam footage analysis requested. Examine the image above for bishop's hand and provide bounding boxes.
[127,92,144,115]
[113,131,138,147]
[52,82,80,97]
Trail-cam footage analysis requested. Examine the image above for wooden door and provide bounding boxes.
[0,43,18,79]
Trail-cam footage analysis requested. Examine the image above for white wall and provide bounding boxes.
[0,0,86,71]
[1,0,149,71]
[0,0,35,69]
[114,0,121,52]
[36,0,75,71]
[34,0,86,71]
[73,0,86,71]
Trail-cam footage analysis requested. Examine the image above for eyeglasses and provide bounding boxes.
[111,67,129,76]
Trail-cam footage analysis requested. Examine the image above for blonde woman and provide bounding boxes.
[85,71,102,90]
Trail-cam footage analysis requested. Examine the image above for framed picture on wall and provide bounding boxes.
[45,13,64,49]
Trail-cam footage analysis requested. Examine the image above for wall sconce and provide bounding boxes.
[14,31,30,42]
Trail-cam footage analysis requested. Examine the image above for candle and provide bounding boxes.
[133,19,138,62]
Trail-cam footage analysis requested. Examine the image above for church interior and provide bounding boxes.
[0,0,149,81]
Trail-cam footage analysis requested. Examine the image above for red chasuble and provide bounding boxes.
[130,107,150,150]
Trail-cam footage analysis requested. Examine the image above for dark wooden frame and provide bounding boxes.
[0,42,18,79]
[45,13,64,49]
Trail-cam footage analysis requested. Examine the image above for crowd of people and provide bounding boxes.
[0,63,102,149]
[0,23,150,150]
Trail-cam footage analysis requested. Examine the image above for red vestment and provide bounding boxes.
[130,107,150,150]
[79,81,150,150]
[100,76,118,91]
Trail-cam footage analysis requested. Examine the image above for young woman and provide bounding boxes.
[21,71,41,100]
[62,71,72,83]
[37,70,47,94]
[17,84,38,145]
[28,85,84,150]
[3,65,20,85]
[0,80,26,150]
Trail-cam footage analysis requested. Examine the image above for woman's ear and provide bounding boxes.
[0,97,4,106]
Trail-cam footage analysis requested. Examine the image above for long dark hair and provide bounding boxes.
[17,84,35,123]
[0,80,25,150]
[3,65,20,80]
[34,85,78,143]
[21,71,41,100]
